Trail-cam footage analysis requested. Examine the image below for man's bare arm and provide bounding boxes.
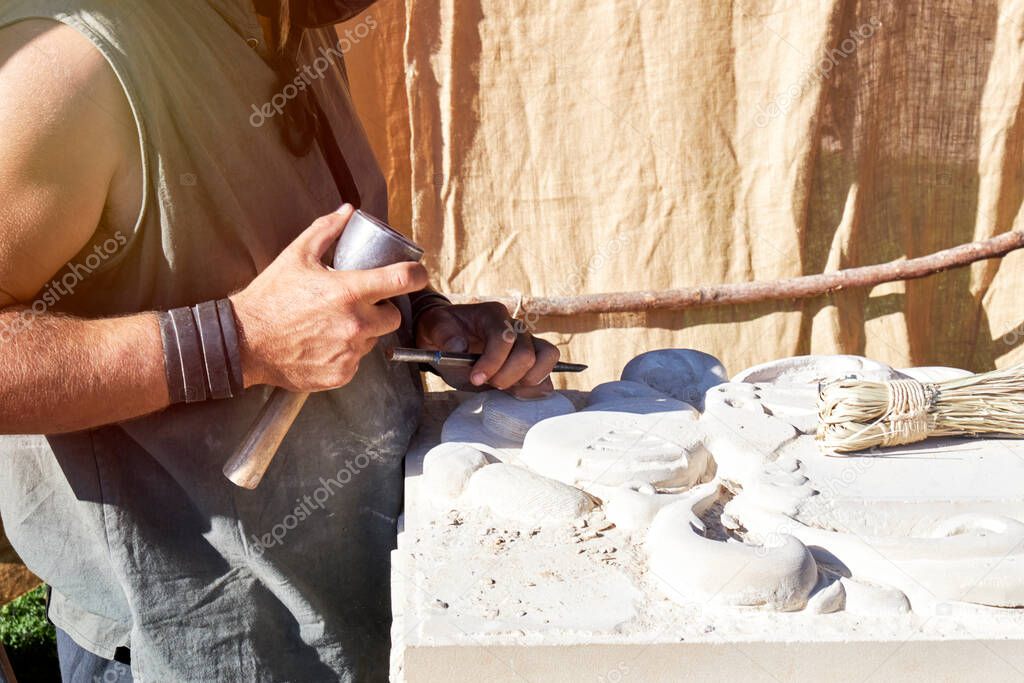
[0,22,430,435]
[0,21,170,433]
[0,308,168,433]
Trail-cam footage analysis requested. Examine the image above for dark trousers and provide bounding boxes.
[56,629,132,683]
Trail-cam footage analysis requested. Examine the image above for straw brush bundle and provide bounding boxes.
[817,365,1024,454]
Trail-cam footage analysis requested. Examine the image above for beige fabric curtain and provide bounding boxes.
[342,0,1024,387]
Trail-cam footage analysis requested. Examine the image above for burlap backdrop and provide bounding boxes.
[340,0,1024,387]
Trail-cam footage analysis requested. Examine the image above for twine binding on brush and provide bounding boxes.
[817,365,1024,454]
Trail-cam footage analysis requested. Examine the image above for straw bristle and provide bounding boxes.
[817,365,1024,454]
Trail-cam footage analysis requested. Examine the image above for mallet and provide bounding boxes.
[223,211,424,489]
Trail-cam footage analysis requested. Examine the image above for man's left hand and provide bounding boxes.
[415,302,560,398]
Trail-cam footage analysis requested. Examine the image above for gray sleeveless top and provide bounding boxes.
[0,2,422,681]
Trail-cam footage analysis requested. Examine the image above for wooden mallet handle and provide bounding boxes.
[223,389,309,489]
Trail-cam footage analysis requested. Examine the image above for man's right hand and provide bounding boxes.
[230,205,429,393]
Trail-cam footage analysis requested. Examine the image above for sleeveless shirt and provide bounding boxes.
[0,2,422,681]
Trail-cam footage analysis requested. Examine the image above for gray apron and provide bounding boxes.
[0,1,422,681]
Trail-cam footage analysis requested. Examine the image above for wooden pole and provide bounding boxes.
[448,230,1024,316]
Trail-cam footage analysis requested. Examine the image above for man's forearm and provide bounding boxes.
[0,307,170,434]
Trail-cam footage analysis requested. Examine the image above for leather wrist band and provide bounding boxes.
[193,301,233,400]
[408,290,453,376]
[159,298,243,405]
[167,307,208,403]
[216,299,245,395]
[158,312,188,404]
[409,290,452,334]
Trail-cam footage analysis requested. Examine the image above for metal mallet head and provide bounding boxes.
[332,210,424,271]
[223,210,423,490]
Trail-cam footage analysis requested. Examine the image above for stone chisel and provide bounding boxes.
[386,347,588,373]
[222,210,424,490]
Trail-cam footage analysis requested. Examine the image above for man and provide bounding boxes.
[0,1,558,680]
